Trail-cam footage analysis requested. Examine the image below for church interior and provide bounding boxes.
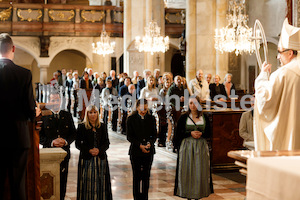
[1,0,300,200]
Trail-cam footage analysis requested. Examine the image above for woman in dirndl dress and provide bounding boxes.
[76,105,112,200]
[173,96,213,200]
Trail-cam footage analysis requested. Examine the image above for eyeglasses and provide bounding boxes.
[277,49,291,54]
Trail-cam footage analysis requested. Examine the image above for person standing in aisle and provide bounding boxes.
[127,99,157,200]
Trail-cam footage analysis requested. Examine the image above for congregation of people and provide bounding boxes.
[2,13,300,200]
[38,65,254,200]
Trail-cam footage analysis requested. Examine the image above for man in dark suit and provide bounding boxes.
[0,33,36,200]
[127,99,157,200]
[119,77,131,97]
[39,92,76,200]
[106,70,119,91]
[136,69,151,98]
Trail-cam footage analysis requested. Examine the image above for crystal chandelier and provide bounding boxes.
[214,0,255,56]
[135,21,169,55]
[92,27,115,56]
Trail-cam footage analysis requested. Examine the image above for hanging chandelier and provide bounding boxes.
[214,0,255,56]
[135,21,169,55]
[92,27,115,56]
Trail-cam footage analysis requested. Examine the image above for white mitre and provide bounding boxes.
[278,18,300,51]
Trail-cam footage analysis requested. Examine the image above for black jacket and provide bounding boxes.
[75,123,109,160]
[127,112,157,157]
[39,110,76,156]
[173,112,211,150]
[0,58,35,149]
[136,79,146,99]
[65,79,73,92]
[79,78,93,89]
[119,84,129,97]
[209,83,228,101]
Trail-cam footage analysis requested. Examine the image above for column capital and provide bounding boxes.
[38,65,50,69]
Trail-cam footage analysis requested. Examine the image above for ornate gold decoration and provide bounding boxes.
[17,8,42,22]
[0,7,12,21]
[113,11,123,23]
[165,12,182,24]
[81,10,105,22]
[48,9,75,22]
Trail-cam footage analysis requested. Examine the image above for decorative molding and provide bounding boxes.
[0,7,12,21]
[113,10,123,23]
[48,9,75,22]
[40,172,54,200]
[17,9,42,22]
[40,36,50,57]
[81,10,105,22]
[165,12,183,24]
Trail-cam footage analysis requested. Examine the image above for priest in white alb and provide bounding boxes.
[254,18,300,150]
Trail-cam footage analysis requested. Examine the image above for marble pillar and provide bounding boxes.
[92,53,111,75]
[124,0,166,76]
[186,0,196,82]
[159,0,166,73]
[145,0,154,72]
[39,65,48,84]
[215,0,228,79]
[186,0,217,82]
[123,0,131,74]
[144,0,165,73]
[40,148,67,200]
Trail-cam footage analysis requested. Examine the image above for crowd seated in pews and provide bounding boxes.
[36,67,252,149]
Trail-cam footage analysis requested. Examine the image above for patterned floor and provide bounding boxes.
[65,130,246,200]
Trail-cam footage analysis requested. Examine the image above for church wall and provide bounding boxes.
[48,50,87,82]
[13,47,40,85]
[12,47,40,96]
[31,60,40,85]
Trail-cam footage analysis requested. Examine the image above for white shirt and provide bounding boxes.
[139,87,159,109]
[189,78,210,101]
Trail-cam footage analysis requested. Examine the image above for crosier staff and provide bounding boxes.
[252,20,270,79]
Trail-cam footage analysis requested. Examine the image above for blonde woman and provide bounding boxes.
[76,105,112,200]
[223,73,236,97]
[139,75,159,109]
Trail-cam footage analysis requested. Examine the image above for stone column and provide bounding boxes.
[158,0,165,73]
[39,65,48,84]
[186,0,196,82]
[215,0,228,79]
[104,55,110,74]
[186,0,216,82]
[123,0,132,74]
[145,0,154,72]
[92,53,111,75]
[144,0,165,74]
